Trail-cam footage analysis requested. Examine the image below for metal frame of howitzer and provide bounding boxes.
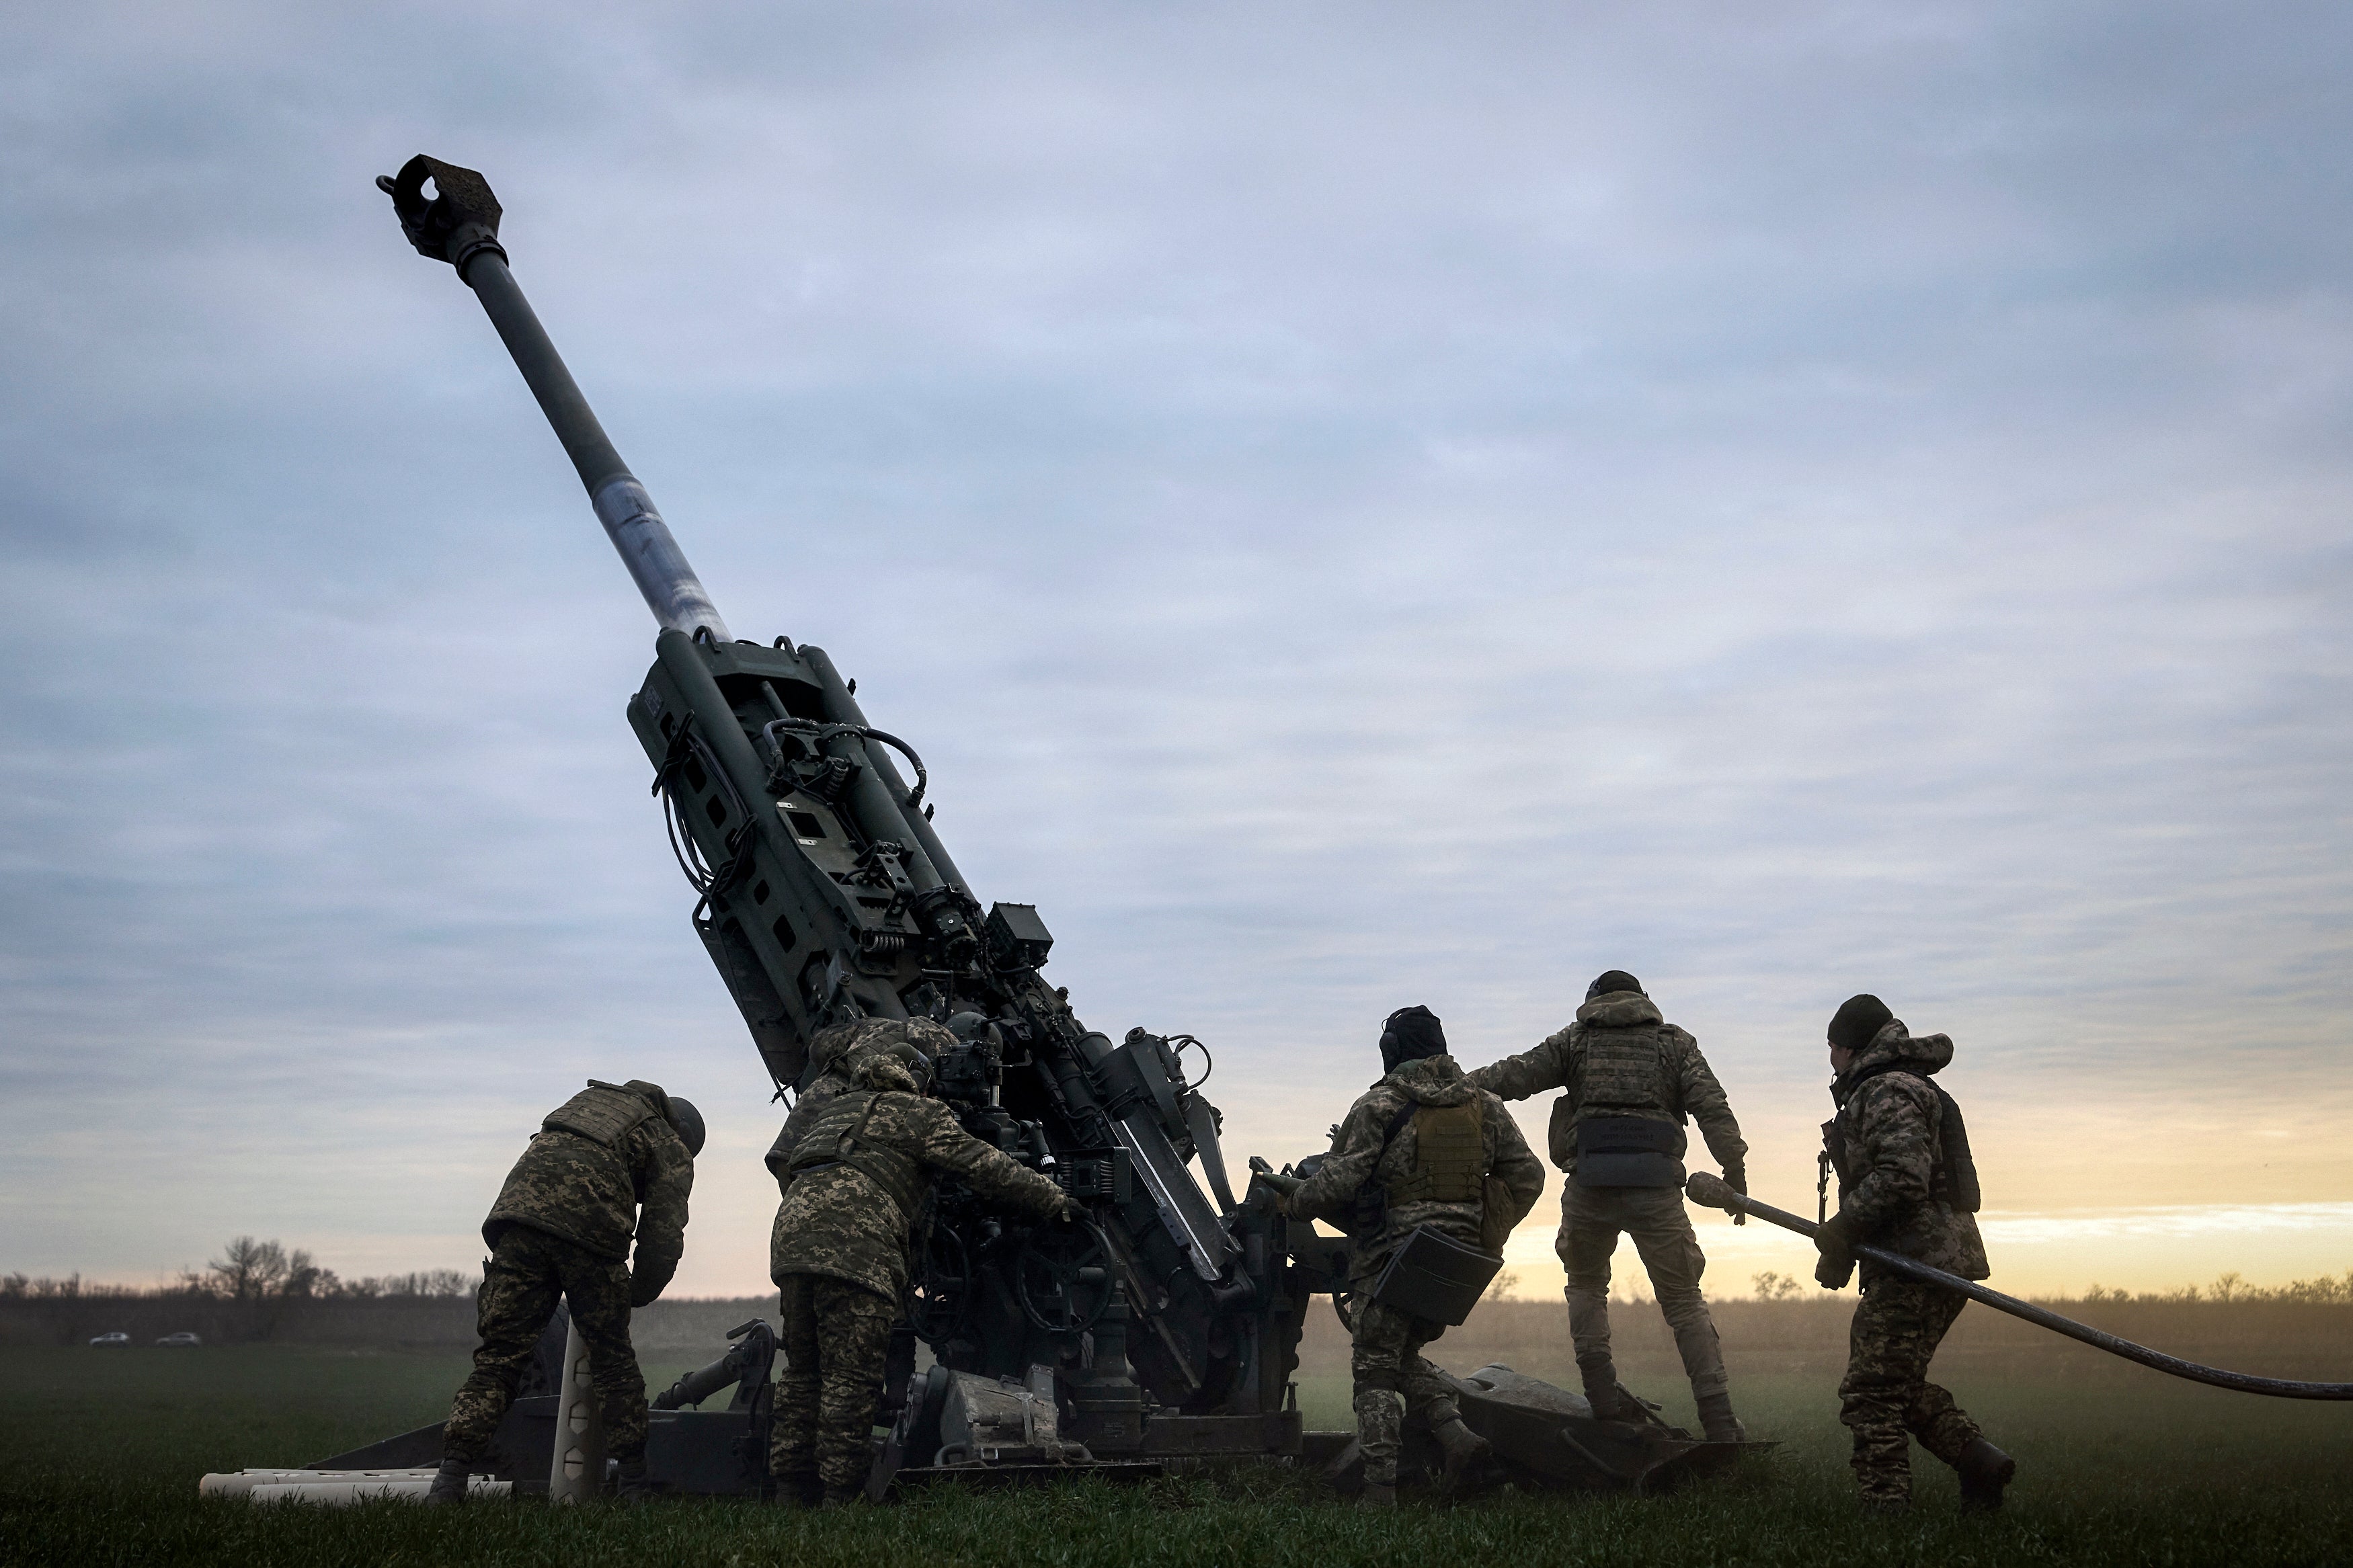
[344,154,1762,1499]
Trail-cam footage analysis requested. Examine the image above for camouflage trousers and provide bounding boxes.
[1839,1278,1982,1503]
[1556,1181,1728,1400]
[1347,1297,1464,1487]
[770,1272,900,1497]
[443,1225,646,1465]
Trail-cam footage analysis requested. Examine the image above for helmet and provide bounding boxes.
[667,1096,707,1157]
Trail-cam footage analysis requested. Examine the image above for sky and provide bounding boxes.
[3,1,2350,1305]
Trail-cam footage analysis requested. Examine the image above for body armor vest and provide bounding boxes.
[543,1081,657,1149]
[785,1088,928,1219]
[1385,1099,1488,1204]
[1575,1022,1680,1120]
[1824,1064,1981,1213]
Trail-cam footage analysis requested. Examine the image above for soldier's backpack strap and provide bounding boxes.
[543,1081,658,1148]
[1345,1097,1427,1234]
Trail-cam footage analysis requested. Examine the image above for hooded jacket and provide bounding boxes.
[1829,1020,1988,1282]
[769,1049,1072,1303]
[764,1017,956,1194]
[483,1079,695,1305]
[1467,991,1746,1180]
[1291,1054,1545,1290]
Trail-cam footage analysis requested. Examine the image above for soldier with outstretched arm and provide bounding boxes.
[1290,1006,1544,1507]
[1466,970,1749,1439]
[1814,993,2015,1512]
[428,1078,703,1503]
[768,1019,1078,1506]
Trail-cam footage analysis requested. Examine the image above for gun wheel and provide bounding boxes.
[1013,1221,1115,1335]
[908,1225,973,1344]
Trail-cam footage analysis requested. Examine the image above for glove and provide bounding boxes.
[628,1253,678,1309]
[1723,1163,1747,1227]
[1813,1211,1858,1291]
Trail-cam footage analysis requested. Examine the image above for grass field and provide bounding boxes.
[2,1338,2348,1567]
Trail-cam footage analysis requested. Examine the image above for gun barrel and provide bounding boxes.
[379,155,730,643]
[1683,1173,2353,1401]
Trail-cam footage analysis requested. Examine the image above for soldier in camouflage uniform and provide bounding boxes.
[766,1017,949,1182]
[768,1036,1075,1505]
[1292,1005,1544,1507]
[1814,993,2015,1512]
[428,1078,702,1503]
[1466,971,1749,1440]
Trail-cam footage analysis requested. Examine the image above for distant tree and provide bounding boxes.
[1751,1271,1803,1303]
[206,1237,291,1302]
[1482,1270,1521,1303]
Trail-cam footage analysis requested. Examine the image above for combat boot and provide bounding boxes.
[1694,1390,1746,1443]
[770,1471,821,1508]
[614,1458,657,1505]
[1955,1437,2016,1512]
[424,1457,470,1505]
[1431,1417,1490,1497]
[1356,1482,1397,1510]
[819,1484,863,1509]
[1579,1362,1636,1421]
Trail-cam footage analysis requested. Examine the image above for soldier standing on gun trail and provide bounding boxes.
[1814,993,2016,1512]
[1466,971,1749,1440]
[1290,1005,1544,1508]
[428,1078,701,1504]
[768,1023,1077,1507]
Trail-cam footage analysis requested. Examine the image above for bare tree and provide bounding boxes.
[206,1237,290,1302]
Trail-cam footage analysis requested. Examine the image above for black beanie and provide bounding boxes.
[1380,1005,1447,1073]
[1828,994,1894,1053]
[1585,970,1644,1001]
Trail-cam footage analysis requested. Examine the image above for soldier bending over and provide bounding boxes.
[1468,971,1749,1439]
[1291,1005,1544,1507]
[1814,994,2014,1512]
[768,1022,1075,1506]
[428,1077,701,1503]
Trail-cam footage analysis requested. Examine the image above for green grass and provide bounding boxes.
[1,1344,2347,1566]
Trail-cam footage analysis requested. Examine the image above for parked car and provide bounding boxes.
[88,1331,130,1348]
[154,1331,202,1348]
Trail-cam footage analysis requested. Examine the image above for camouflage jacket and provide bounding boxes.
[770,1052,1072,1303]
[1829,1021,1988,1282]
[1291,1055,1545,1289]
[1467,992,1746,1179]
[484,1079,695,1304]
[765,1017,956,1194]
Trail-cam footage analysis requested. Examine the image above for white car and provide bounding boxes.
[155,1331,202,1348]
[88,1331,130,1348]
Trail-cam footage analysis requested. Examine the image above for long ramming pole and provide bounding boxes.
[377,155,731,643]
[1683,1173,2353,1401]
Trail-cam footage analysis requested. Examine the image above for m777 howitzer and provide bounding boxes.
[310,154,1751,1501]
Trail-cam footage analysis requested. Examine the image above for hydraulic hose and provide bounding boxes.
[1684,1173,2353,1401]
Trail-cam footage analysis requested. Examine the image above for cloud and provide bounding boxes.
[1,1,2350,1293]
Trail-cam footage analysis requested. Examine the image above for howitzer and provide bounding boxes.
[374,152,1303,1469]
[311,155,1761,1500]
[1685,1173,2353,1401]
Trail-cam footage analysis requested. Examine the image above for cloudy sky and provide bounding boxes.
[4,1,2349,1303]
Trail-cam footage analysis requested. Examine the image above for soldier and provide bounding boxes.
[1466,971,1748,1440]
[1291,1005,1544,1508]
[428,1077,701,1503]
[765,1016,943,1179]
[768,1028,1076,1506]
[1813,993,2015,1512]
